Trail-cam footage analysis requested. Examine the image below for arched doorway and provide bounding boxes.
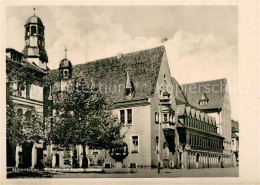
[55,154,60,167]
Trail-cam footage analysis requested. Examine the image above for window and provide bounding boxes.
[131,135,139,153]
[155,112,159,123]
[163,113,168,122]
[25,27,30,37]
[31,26,37,35]
[127,109,132,124]
[63,70,68,76]
[130,163,137,168]
[92,149,99,155]
[163,74,166,82]
[26,82,30,99]
[120,110,125,124]
[232,140,234,146]
[155,136,159,153]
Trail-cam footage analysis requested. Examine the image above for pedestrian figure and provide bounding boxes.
[221,161,225,168]
[157,162,161,174]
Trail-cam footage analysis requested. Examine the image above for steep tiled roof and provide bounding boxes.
[6,49,46,74]
[171,77,187,105]
[25,15,44,26]
[180,78,227,110]
[50,46,165,103]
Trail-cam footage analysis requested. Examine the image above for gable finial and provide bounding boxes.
[33,8,36,16]
[160,36,168,43]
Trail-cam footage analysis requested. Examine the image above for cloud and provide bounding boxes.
[47,10,161,69]
[5,7,238,119]
[6,16,24,51]
[164,30,238,119]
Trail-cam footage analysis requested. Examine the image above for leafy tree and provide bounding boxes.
[7,89,45,145]
[50,79,123,168]
[6,58,46,166]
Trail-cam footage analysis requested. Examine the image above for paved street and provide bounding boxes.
[50,167,238,178]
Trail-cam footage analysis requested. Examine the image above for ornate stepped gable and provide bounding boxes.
[49,46,165,103]
[177,104,217,125]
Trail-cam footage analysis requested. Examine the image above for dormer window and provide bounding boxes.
[160,81,170,101]
[198,92,209,106]
[125,71,135,98]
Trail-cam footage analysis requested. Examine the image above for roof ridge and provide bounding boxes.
[50,45,165,71]
[81,45,165,66]
[181,78,227,86]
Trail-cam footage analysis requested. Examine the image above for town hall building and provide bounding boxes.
[6,12,234,169]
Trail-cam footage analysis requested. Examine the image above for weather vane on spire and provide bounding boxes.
[33,8,36,16]
[160,36,168,43]
[65,45,67,58]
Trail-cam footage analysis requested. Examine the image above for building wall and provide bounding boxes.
[231,138,239,152]
[30,84,44,102]
[150,50,178,167]
[221,90,232,155]
[112,105,152,167]
[206,88,232,163]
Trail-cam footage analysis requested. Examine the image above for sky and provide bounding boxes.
[6,6,238,120]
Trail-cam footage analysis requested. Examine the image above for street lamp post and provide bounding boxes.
[185,144,191,169]
[208,148,210,168]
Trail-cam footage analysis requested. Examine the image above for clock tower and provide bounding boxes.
[22,9,48,70]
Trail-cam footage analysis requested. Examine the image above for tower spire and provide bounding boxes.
[33,8,36,16]
[65,45,67,58]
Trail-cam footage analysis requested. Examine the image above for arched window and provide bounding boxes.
[24,110,32,119]
[25,26,30,37]
[31,26,37,35]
